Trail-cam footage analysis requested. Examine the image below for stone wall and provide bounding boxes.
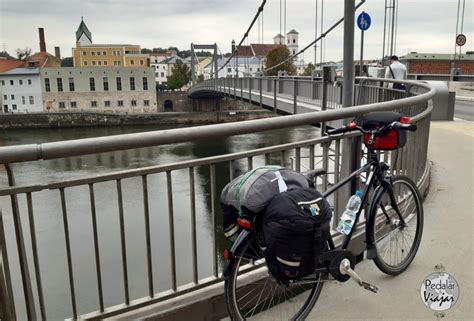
[0,110,274,129]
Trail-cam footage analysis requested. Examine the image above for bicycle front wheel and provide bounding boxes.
[224,234,324,320]
[370,175,424,275]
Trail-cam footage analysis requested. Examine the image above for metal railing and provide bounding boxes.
[0,77,435,320]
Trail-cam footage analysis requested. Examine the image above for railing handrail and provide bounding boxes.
[0,77,436,165]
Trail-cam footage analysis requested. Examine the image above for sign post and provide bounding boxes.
[357,12,371,76]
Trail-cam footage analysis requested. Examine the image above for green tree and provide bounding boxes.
[166,61,190,90]
[16,47,32,60]
[197,74,204,83]
[303,63,316,76]
[61,57,73,67]
[264,46,296,76]
[141,48,152,54]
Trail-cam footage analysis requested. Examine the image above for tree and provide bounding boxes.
[264,46,296,76]
[303,63,316,76]
[61,57,73,67]
[16,47,32,60]
[0,51,14,59]
[197,74,204,83]
[166,61,190,90]
[141,48,152,54]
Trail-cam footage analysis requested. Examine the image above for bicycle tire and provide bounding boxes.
[224,234,324,320]
[370,175,424,275]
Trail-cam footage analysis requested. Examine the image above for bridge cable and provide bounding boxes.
[216,0,267,74]
[263,0,366,73]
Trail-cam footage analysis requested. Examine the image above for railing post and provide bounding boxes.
[259,78,263,108]
[4,165,36,320]
[293,79,298,115]
[249,77,252,102]
[0,211,16,321]
[240,78,243,101]
[273,78,278,114]
[321,67,330,135]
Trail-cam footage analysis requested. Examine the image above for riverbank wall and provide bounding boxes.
[0,110,274,129]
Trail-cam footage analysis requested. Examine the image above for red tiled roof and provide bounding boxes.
[250,44,285,57]
[0,59,24,73]
[25,52,57,67]
[236,45,254,57]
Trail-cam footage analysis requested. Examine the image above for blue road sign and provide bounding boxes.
[357,12,371,31]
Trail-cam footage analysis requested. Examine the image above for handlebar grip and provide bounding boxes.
[327,127,349,135]
[393,123,417,132]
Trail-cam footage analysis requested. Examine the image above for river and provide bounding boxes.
[0,123,321,320]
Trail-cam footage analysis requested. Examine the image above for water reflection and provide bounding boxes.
[0,124,320,320]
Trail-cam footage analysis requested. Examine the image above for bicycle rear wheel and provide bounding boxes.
[224,234,324,320]
[370,175,423,275]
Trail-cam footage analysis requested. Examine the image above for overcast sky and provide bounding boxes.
[0,0,472,63]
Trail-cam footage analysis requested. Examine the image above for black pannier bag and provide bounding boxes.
[262,187,331,284]
[220,166,313,242]
[361,111,407,150]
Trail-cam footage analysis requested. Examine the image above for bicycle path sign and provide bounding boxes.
[357,12,371,31]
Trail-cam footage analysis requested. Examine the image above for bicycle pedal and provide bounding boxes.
[339,259,378,294]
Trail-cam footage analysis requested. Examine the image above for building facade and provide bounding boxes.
[0,68,43,113]
[40,67,157,112]
[400,52,474,75]
[72,19,149,68]
[204,57,262,79]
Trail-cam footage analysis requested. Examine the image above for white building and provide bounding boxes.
[0,68,43,113]
[286,29,299,56]
[203,57,262,79]
[152,55,188,85]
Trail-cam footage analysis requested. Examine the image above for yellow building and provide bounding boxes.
[72,18,149,68]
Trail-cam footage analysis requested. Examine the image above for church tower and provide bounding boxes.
[286,29,299,55]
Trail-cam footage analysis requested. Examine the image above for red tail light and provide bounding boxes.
[348,122,357,129]
[400,117,410,124]
[223,249,231,260]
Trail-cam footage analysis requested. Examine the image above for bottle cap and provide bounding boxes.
[355,190,362,197]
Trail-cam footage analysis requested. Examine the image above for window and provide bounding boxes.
[10,94,14,100]
[45,78,50,92]
[130,77,135,90]
[82,51,87,56]
[70,101,77,108]
[103,77,109,91]
[161,72,165,77]
[3,105,7,111]
[29,96,34,104]
[59,102,65,108]
[84,61,88,66]
[117,51,121,56]
[1,80,4,85]
[288,39,290,44]
[19,80,23,85]
[10,80,13,85]
[144,100,149,106]
[28,79,32,85]
[142,77,148,90]
[92,61,96,66]
[22,96,26,104]
[98,61,102,66]
[227,68,232,72]
[130,60,135,65]
[116,77,122,91]
[69,77,75,91]
[92,51,95,56]
[97,51,101,56]
[118,100,124,107]
[104,61,107,66]
[155,72,159,77]
[57,78,63,92]
[131,100,137,106]
[91,101,97,107]
[12,104,17,110]
[104,100,110,107]
[103,51,106,56]
[89,77,95,91]
[3,95,7,100]
[140,60,144,65]
[293,39,296,44]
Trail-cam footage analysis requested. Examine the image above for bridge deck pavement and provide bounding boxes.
[249,120,473,321]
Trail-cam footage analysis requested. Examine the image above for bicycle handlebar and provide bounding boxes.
[326,121,417,136]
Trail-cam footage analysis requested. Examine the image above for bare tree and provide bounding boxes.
[16,47,32,60]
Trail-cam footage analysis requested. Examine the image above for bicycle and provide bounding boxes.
[223,113,424,320]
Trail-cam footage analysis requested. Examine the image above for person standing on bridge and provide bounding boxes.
[385,55,407,90]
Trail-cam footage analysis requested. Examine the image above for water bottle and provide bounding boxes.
[336,190,362,235]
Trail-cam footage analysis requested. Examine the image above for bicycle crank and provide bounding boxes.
[339,259,378,293]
